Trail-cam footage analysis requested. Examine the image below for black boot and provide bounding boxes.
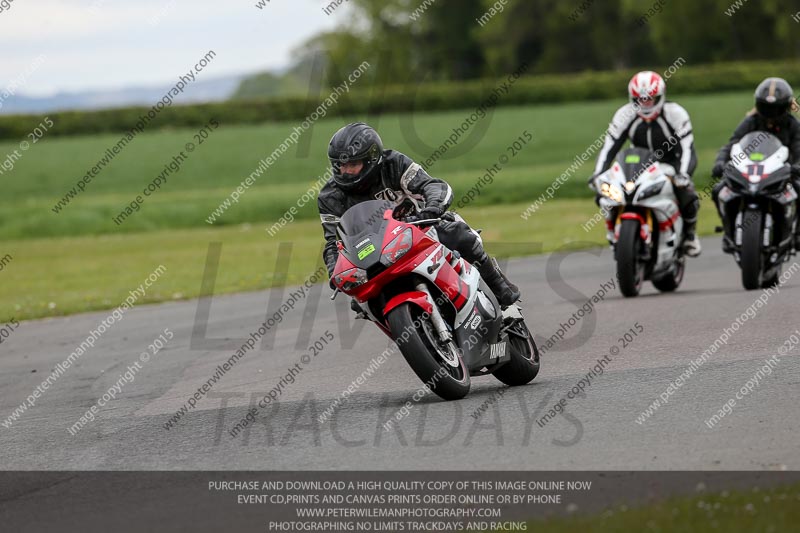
[477,257,521,307]
[350,298,368,320]
[683,218,702,257]
[722,235,735,254]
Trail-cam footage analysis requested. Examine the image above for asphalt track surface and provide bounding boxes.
[2,237,798,471]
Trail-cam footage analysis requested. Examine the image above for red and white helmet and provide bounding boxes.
[628,71,666,120]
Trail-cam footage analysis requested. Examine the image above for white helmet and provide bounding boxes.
[628,71,666,120]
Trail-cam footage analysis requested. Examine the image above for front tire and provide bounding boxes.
[617,218,644,297]
[387,303,470,401]
[492,320,540,386]
[740,209,764,291]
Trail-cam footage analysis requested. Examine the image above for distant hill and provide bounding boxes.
[0,74,245,115]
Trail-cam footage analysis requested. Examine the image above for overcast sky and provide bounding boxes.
[0,0,350,96]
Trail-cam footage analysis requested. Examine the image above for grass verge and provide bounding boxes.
[522,482,800,533]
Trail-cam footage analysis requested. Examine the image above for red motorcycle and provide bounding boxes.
[331,200,540,400]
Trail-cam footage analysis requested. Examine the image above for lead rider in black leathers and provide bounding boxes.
[318,122,521,307]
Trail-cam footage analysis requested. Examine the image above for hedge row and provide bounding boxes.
[1,60,797,140]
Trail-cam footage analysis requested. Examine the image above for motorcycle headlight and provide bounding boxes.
[600,181,624,203]
[638,181,665,200]
[334,267,368,291]
[380,227,413,265]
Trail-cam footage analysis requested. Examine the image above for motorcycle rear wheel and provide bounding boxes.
[387,303,470,401]
[652,258,685,292]
[491,320,540,386]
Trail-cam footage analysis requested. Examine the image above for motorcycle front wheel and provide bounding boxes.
[616,218,645,297]
[387,303,470,401]
[740,209,764,290]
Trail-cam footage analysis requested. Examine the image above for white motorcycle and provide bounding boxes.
[593,148,685,297]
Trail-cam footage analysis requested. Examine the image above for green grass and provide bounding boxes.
[0,199,726,323]
[524,482,800,533]
[1,91,753,240]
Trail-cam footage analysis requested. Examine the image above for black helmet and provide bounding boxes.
[328,122,384,192]
[755,77,794,120]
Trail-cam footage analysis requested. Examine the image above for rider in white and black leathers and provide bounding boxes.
[592,71,701,256]
[318,122,521,307]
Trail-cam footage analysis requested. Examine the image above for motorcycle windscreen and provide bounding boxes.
[615,147,654,179]
[337,199,395,269]
[731,132,790,191]
[737,131,783,162]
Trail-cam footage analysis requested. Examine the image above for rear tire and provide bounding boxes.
[387,303,470,401]
[761,267,781,289]
[492,320,540,386]
[652,259,684,293]
[617,218,644,297]
[740,210,764,291]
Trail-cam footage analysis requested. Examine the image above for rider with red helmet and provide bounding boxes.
[592,71,701,256]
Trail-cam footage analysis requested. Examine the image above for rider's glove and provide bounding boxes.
[673,173,691,189]
[711,162,725,178]
[405,207,442,223]
[587,173,598,190]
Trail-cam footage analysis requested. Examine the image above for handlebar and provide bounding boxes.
[405,218,441,227]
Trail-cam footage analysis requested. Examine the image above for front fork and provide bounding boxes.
[416,282,452,343]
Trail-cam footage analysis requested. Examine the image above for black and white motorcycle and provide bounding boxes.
[715,131,798,290]
[592,148,686,297]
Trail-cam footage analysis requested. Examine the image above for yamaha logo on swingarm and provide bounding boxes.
[489,342,507,360]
